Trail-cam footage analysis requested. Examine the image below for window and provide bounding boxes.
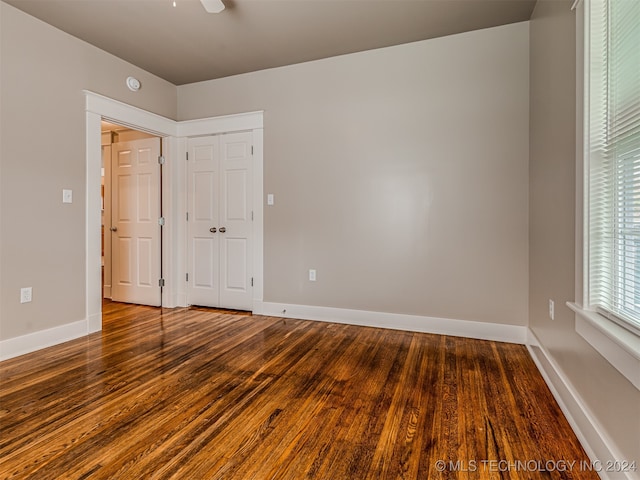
[586,0,640,336]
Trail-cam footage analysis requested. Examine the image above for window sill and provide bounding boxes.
[567,302,640,390]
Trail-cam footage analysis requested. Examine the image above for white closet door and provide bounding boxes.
[219,132,253,310]
[187,132,253,310]
[187,136,221,307]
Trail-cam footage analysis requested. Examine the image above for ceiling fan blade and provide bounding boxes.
[200,0,225,13]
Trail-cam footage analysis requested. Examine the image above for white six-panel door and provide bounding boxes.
[111,137,161,306]
[187,132,253,310]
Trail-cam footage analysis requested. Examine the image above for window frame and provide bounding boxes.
[572,0,640,390]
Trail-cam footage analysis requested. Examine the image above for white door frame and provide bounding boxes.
[84,91,264,333]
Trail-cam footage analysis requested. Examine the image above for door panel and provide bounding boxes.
[194,171,215,220]
[224,238,248,290]
[137,173,153,221]
[187,132,253,310]
[187,137,220,307]
[137,238,153,287]
[225,170,248,220]
[117,174,132,221]
[219,132,253,309]
[117,238,132,285]
[193,238,216,288]
[111,137,161,306]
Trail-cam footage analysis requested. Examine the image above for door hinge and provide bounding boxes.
[158,216,165,226]
[186,212,189,221]
[186,151,189,161]
[159,278,165,287]
[158,155,165,165]
[251,277,254,287]
[186,273,189,282]
[251,211,254,221]
[251,145,254,155]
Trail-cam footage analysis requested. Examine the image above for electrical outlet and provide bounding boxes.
[548,299,555,320]
[309,269,316,282]
[21,287,32,304]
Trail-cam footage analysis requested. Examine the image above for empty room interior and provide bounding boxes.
[0,0,638,478]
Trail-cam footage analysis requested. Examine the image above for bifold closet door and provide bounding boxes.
[187,132,253,310]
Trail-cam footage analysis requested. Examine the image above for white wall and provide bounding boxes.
[528,0,639,467]
[178,22,530,328]
[0,2,176,344]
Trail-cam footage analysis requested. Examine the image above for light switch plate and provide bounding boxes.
[62,189,73,204]
[267,194,274,206]
[21,287,32,303]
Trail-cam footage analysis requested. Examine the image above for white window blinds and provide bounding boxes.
[587,0,640,335]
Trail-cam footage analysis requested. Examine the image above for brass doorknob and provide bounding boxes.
[110,226,118,232]
[219,227,226,233]
[209,227,217,233]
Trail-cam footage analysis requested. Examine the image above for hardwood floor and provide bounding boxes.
[0,301,597,479]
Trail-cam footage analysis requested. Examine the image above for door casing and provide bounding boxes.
[85,91,264,333]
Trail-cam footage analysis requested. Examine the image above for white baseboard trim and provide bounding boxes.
[88,312,102,334]
[253,301,527,344]
[0,319,88,362]
[526,330,635,480]
[175,293,188,308]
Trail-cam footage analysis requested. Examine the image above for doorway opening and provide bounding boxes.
[101,120,163,307]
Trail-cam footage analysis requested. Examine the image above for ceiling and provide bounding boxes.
[4,0,537,86]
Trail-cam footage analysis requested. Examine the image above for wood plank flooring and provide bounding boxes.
[0,301,597,479]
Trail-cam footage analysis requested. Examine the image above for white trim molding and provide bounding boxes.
[177,111,263,137]
[0,320,88,361]
[85,91,176,137]
[571,0,640,393]
[254,301,528,344]
[527,330,637,480]
[568,302,640,390]
[82,90,264,342]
